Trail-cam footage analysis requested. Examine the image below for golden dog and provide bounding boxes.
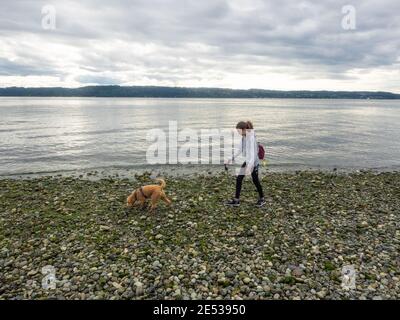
[127,178,171,212]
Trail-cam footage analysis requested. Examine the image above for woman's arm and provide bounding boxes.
[225,136,243,164]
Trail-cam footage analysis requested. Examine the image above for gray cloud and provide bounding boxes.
[0,57,59,76]
[0,0,399,91]
[75,74,120,85]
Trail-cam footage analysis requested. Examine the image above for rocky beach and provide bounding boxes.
[0,171,399,300]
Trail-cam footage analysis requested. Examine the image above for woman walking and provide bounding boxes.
[225,121,265,207]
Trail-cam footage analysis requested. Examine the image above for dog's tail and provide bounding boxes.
[156,178,166,189]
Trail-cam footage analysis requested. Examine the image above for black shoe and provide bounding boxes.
[225,198,240,207]
[255,198,266,208]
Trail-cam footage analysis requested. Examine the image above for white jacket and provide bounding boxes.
[231,130,259,169]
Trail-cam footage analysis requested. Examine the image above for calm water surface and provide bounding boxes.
[1,97,400,176]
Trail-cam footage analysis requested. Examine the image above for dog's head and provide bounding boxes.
[126,190,137,207]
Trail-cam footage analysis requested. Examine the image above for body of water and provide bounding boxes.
[1,97,400,176]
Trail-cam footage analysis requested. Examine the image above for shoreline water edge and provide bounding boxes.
[2,164,400,181]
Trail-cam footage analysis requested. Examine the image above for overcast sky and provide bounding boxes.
[0,0,399,92]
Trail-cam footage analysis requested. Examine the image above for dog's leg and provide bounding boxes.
[139,199,147,210]
[150,193,161,212]
[161,192,172,206]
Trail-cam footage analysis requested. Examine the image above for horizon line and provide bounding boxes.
[1,85,399,95]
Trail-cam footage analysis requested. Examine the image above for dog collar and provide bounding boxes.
[138,187,147,198]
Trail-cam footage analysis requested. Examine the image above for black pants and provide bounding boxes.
[235,163,264,199]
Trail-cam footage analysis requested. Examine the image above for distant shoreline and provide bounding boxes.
[1,96,400,101]
[1,85,400,99]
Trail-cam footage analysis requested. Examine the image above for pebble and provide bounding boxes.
[243,278,251,284]
[134,282,144,296]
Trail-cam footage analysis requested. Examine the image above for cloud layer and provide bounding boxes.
[0,0,399,91]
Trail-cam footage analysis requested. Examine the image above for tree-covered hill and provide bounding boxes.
[0,86,399,99]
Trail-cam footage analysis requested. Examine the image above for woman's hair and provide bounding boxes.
[236,121,254,130]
